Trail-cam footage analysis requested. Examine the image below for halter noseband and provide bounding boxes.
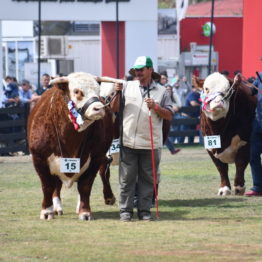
[77,96,100,117]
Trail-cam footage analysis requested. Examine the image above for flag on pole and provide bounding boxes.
[176,0,189,21]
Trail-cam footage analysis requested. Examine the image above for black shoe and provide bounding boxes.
[138,211,152,221]
[120,212,132,222]
[133,198,138,208]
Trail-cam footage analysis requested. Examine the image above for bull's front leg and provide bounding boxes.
[233,146,249,195]
[208,151,231,196]
[99,156,116,205]
[33,155,56,220]
[39,174,57,220]
[52,178,63,216]
[77,165,98,221]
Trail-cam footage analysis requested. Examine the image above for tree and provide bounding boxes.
[158,0,210,8]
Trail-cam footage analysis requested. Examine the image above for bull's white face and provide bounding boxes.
[67,72,105,122]
[202,72,231,121]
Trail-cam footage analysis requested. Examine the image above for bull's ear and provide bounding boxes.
[50,77,69,87]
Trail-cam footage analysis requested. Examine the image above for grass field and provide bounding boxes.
[1,146,262,262]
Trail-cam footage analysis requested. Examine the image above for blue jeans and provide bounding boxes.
[179,115,195,144]
[171,113,184,144]
[165,136,177,153]
[250,120,262,192]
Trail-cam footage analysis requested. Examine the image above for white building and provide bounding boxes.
[0,0,160,91]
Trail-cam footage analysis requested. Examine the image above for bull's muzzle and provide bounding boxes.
[77,96,101,117]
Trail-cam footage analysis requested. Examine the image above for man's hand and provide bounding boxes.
[114,82,123,92]
[144,97,156,110]
[173,105,180,112]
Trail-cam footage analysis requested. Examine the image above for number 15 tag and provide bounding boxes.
[60,158,80,173]
[204,135,221,149]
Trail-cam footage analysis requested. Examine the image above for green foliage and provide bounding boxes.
[1,148,262,262]
[158,0,210,8]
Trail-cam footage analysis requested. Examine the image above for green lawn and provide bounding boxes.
[0,147,262,262]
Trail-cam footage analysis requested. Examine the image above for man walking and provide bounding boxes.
[112,56,174,221]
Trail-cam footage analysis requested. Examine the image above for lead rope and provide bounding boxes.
[147,87,159,219]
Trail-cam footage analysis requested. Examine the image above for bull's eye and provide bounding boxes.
[74,89,84,98]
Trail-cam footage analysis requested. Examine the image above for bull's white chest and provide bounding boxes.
[47,154,91,188]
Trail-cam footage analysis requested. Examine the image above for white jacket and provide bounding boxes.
[123,80,166,149]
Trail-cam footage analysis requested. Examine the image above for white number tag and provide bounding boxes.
[60,158,80,173]
[204,135,221,149]
[109,139,120,154]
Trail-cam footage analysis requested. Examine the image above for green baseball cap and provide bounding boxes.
[132,56,153,69]
[129,56,160,81]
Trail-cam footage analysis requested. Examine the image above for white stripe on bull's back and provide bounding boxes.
[47,154,91,188]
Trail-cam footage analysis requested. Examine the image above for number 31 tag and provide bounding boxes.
[60,158,80,173]
[204,135,221,149]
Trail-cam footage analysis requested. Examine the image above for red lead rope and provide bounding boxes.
[148,109,159,219]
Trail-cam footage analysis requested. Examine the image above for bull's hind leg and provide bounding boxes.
[99,156,116,205]
[32,155,56,220]
[208,151,231,196]
[233,147,249,195]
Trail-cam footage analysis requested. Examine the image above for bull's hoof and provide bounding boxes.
[105,196,116,205]
[54,210,64,216]
[53,197,63,216]
[40,207,55,220]
[79,212,94,221]
[40,212,55,220]
[217,186,231,196]
[234,186,246,195]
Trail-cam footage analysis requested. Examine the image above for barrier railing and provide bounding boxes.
[0,105,30,155]
[168,106,201,144]
[0,105,201,155]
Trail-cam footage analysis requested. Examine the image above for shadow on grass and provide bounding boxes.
[93,210,189,221]
[82,198,250,221]
[90,210,249,221]
[159,197,248,208]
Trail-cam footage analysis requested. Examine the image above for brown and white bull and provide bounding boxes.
[28,72,117,220]
[195,72,257,196]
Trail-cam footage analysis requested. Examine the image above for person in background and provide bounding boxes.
[234,70,242,76]
[159,72,181,154]
[111,56,174,221]
[220,70,230,78]
[173,75,190,106]
[0,76,21,149]
[31,73,51,106]
[2,76,20,108]
[18,79,33,106]
[245,72,262,197]
[179,85,201,144]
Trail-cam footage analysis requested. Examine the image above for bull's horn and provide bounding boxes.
[95,76,124,84]
[50,76,69,85]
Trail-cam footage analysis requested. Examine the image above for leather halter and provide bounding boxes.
[77,96,100,117]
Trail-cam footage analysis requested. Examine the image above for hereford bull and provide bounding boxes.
[28,72,117,220]
[194,72,257,196]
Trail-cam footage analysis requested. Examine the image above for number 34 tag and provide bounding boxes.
[60,158,80,173]
[204,135,221,149]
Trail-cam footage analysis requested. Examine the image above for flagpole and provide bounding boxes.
[208,0,215,75]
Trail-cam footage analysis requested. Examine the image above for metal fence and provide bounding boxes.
[0,105,201,155]
[168,106,201,144]
[0,105,30,155]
